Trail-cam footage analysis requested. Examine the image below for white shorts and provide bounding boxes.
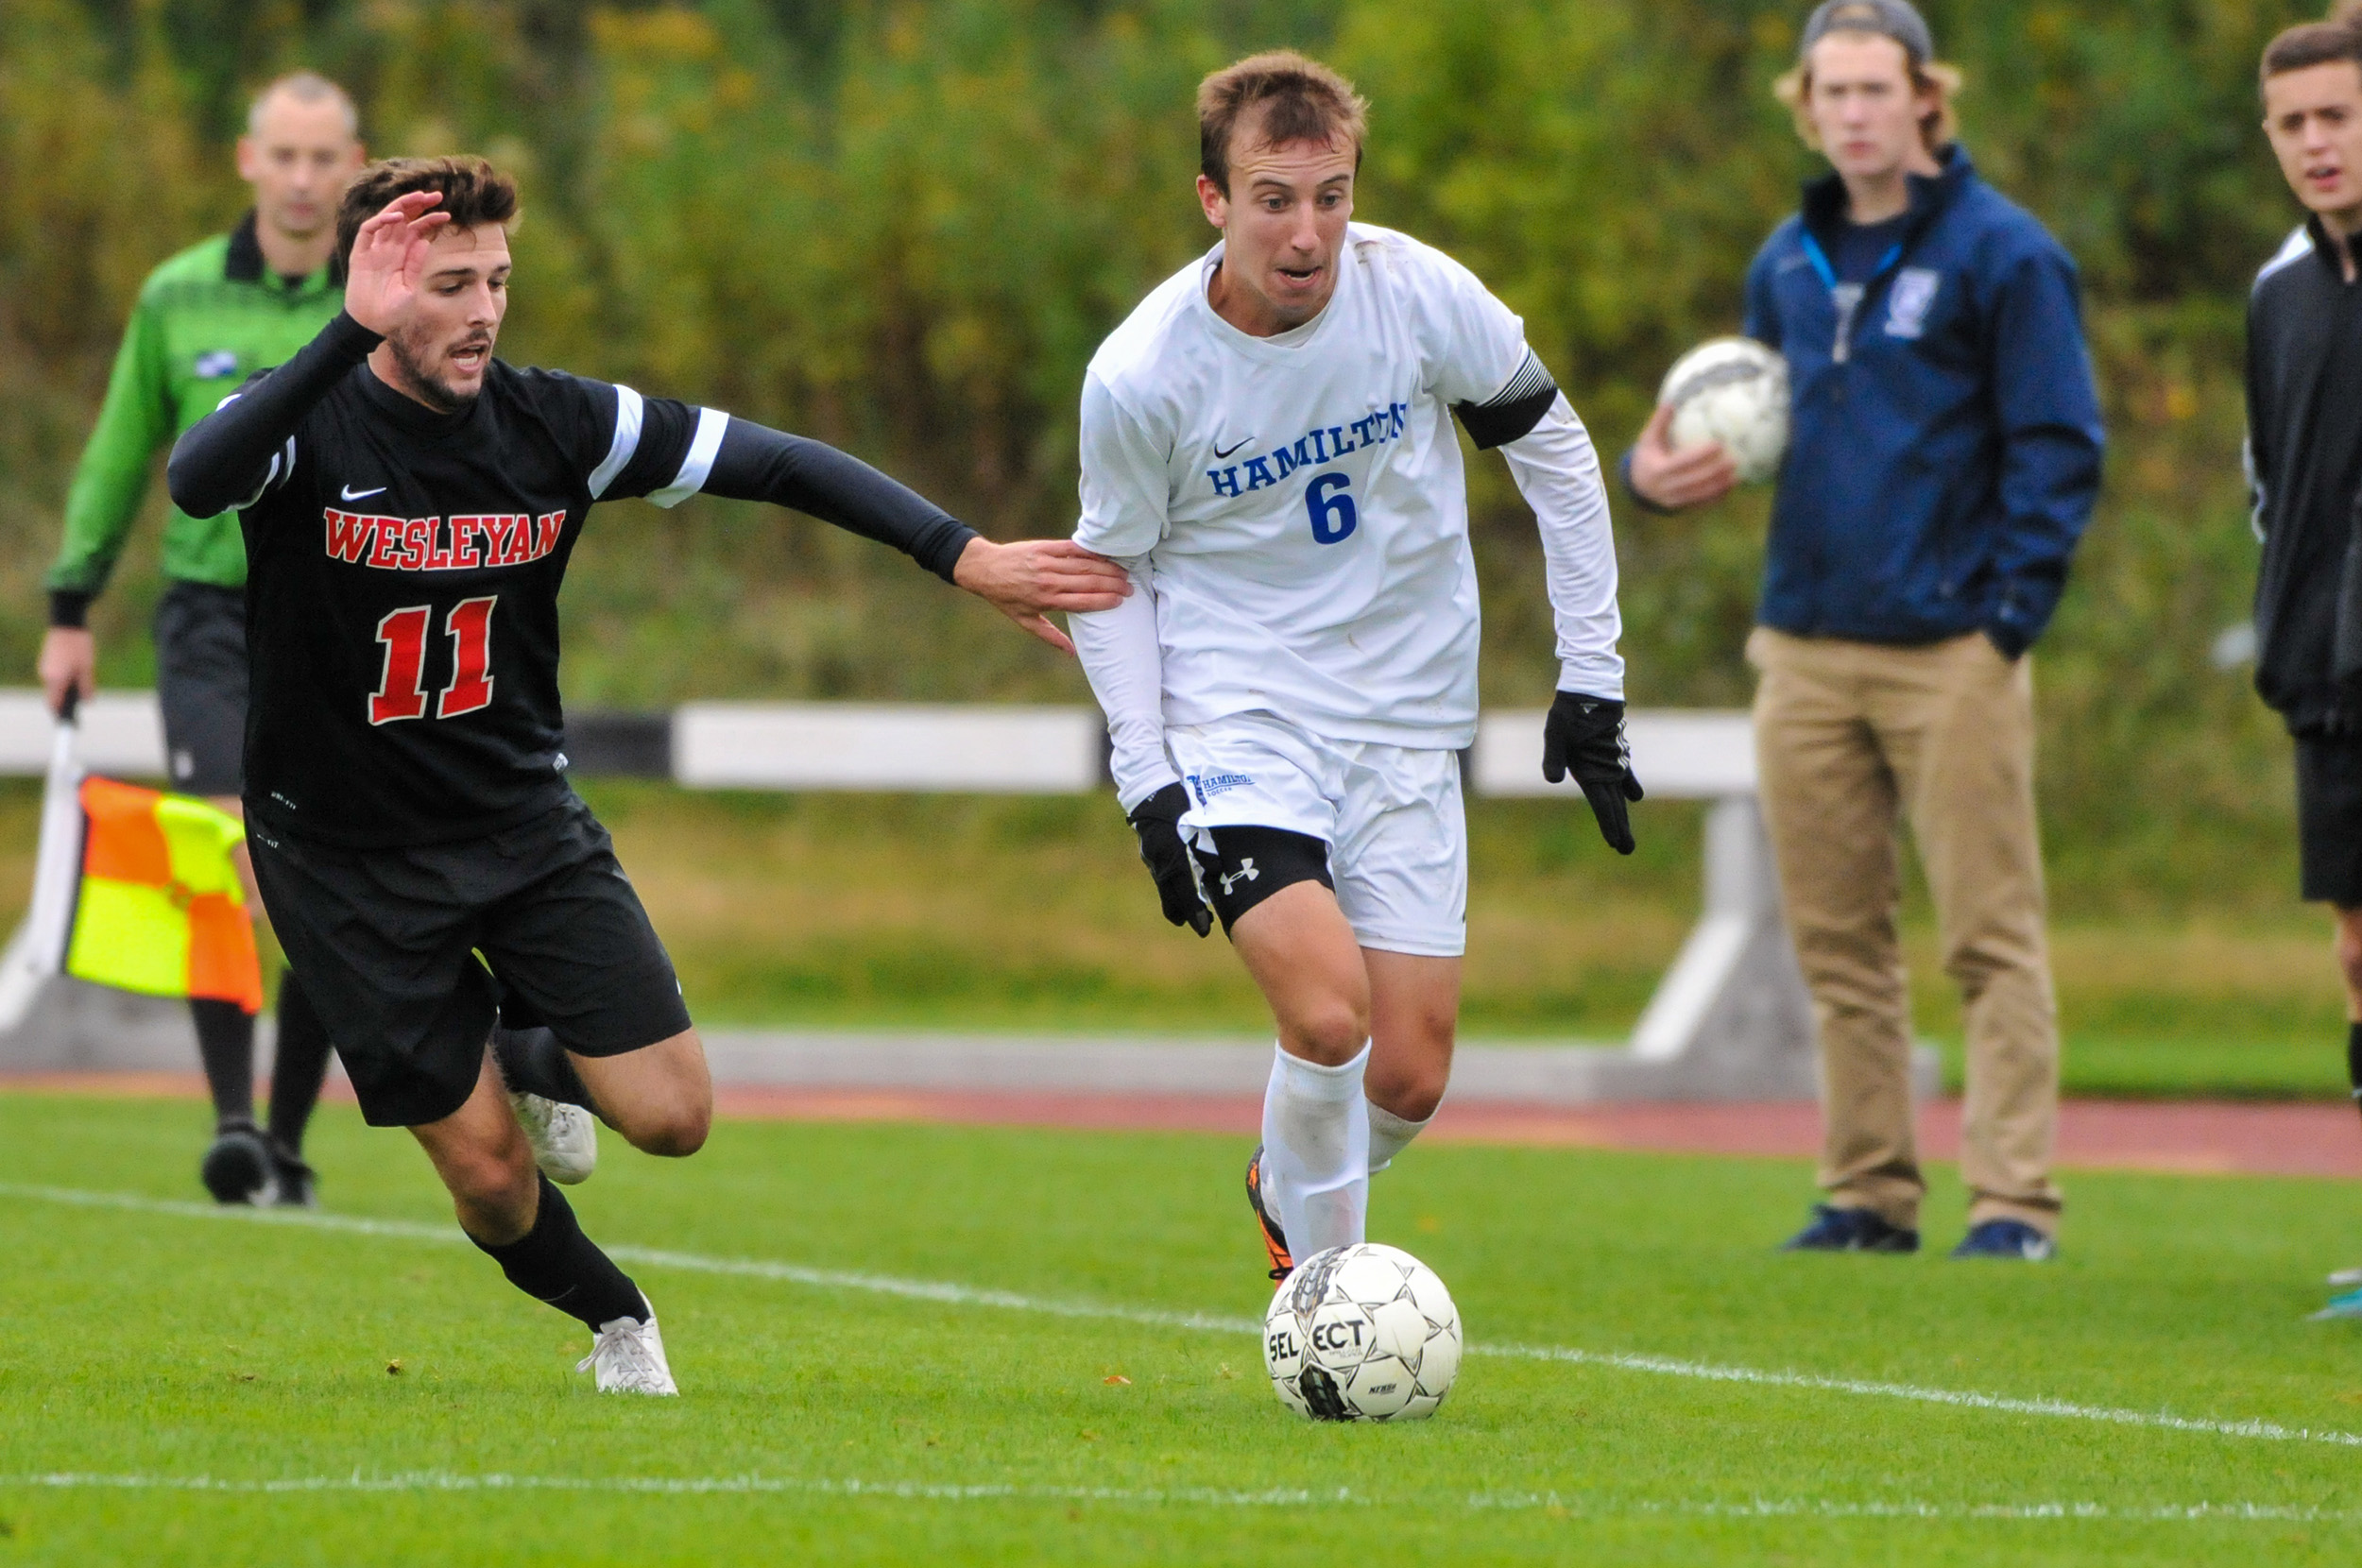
[1164,711,1467,958]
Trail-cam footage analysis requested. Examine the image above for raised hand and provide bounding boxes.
[951,537,1134,656]
[341,190,451,338]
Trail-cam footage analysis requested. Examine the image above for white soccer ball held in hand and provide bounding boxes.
[1658,336,1789,486]
[1264,1242,1462,1422]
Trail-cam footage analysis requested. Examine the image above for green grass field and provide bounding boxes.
[7,1093,2362,1564]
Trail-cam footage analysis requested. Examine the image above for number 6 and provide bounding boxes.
[1305,471,1357,545]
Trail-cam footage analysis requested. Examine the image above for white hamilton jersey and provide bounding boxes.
[1072,224,1621,790]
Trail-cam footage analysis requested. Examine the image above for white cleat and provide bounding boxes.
[508,1091,597,1185]
[2330,1265,2362,1289]
[577,1298,676,1394]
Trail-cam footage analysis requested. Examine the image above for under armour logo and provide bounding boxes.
[1220,859,1260,895]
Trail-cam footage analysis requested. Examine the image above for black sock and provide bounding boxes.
[2347,1022,2362,1124]
[190,998,255,1128]
[266,972,334,1159]
[490,1025,595,1112]
[470,1173,645,1329]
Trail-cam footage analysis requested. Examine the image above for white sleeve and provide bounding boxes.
[1073,372,1170,559]
[1417,247,1532,410]
[1069,563,1178,811]
[1500,392,1626,700]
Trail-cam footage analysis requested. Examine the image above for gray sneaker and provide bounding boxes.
[577,1297,676,1394]
[507,1092,597,1185]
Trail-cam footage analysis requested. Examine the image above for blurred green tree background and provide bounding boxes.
[0,0,2321,914]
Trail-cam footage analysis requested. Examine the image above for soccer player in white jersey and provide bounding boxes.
[1070,52,1640,1285]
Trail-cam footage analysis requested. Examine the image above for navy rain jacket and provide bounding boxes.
[1742,145,2104,656]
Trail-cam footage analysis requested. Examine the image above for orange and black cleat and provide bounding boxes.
[1244,1145,1293,1287]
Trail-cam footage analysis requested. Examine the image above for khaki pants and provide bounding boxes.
[1748,628,2062,1234]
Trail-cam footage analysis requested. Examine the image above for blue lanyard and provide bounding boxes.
[1799,230,1903,294]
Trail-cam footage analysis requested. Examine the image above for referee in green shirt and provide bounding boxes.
[39,73,366,1207]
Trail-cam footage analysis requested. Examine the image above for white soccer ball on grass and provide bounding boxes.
[1263,1242,1461,1422]
[1658,336,1789,485]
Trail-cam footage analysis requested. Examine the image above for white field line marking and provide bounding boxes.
[1480,1343,2362,1449]
[8,1182,2360,1452]
[0,1472,2357,1524]
[0,1184,1257,1336]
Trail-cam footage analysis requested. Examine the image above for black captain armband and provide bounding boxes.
[1451,349,1560,451]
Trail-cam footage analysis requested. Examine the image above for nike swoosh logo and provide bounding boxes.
[340,484,386,501]
[1213,437,1253,460]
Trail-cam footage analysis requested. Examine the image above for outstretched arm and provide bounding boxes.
[697,418,1129,654]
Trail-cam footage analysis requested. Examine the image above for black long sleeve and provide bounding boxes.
[167,312,384,520]
[700,418,978,583]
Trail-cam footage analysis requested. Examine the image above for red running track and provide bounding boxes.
[9,1072,2362,1180]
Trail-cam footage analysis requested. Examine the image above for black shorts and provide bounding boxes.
[1188,825,1334,936]
[2298,730,2362,907]
[153,581,249,797]
[248,793,692,1128]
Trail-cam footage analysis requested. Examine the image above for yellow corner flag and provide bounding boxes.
[63,775,263,1014]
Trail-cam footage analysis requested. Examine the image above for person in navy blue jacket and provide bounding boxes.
[1627,0,2103,1263]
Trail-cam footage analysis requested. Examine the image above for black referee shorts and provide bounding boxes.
[2297,730,2362,908]
[152,581,248,797]
[248,793,693,1128]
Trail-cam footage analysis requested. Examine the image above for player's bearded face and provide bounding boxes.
[390,225,511,413]
[1200,129,1356,334]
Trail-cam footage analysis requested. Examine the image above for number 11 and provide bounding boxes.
[369,596,498,725]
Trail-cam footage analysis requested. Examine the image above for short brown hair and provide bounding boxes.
[335,156,520,272]
[1773,36,1962,154]
[2262,15,2362,86]
[1196,51,1368,195]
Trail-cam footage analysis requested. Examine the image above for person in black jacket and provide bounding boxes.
[2249,10,2362,1318]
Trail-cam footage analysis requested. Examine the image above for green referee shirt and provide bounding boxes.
[47,211,344,625]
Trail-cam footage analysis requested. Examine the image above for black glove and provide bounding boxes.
[1126,782,1211,936]
[1542,691,1645,855]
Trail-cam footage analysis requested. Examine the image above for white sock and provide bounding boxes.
[1366,1099,1434,1175]
[1261,1040,1371,1259]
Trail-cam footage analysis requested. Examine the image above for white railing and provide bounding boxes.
[0,692,1868,1098]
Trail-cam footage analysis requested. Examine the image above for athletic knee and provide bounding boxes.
[613,1097,710,1158]
[1371,1071,1446,1124]
[440,1137,536,1218]
[1281,997,1370,1065]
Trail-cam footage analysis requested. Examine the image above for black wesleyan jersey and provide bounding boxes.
[232,346,711,845]
[171,310,975,848]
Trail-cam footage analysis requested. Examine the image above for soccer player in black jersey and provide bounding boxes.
[166,158,1132,1392]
